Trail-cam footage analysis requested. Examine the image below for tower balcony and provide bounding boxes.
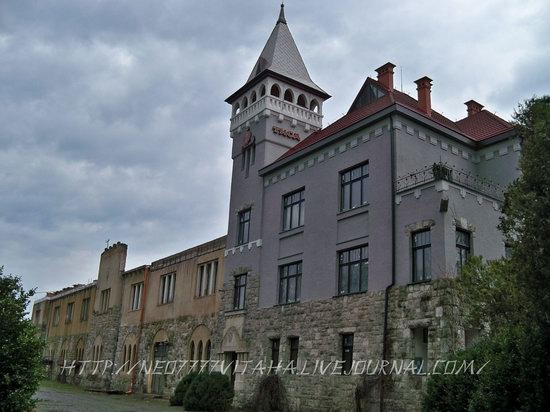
[229,95,323,133]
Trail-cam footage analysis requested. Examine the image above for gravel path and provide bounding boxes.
[34,386,176,412]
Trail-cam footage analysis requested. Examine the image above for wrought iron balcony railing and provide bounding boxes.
[395,163,505,201]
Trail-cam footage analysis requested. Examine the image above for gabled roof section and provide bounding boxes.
[275,77,515,163]
[456,110,514,141]
[246,5,327,96]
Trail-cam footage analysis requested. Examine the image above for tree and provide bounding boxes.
[0,267,45,412]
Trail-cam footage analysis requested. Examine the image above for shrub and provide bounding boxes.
[169,371,199,406]
[182,372,234,412]
[249,375,290,412]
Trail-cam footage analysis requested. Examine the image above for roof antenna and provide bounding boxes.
[400,66,403,92]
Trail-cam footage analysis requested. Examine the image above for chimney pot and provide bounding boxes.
[375,62,396,92]
[465,100,484,117]
[414,76,433,116]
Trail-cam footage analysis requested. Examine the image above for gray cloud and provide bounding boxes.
[0,0,547,301]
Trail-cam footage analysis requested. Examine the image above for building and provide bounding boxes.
[32,4,519,411]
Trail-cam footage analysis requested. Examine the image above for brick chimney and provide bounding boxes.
[414,76,433,116]
[376,62,396,92]
[465,100,484,117]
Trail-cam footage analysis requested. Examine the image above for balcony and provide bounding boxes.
[395,163,505,201]
[229,95,323,132]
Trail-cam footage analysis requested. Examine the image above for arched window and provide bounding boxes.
[251,91,257,103]
[297,94,307,108]
[270,84,281,98]
[284,89,294,103]
[242,97,248,109]
[234,103,240,116]
[260,85,266,97]
[198,340,203,361]
[206,340,211,360]
[310,99,320,113]
[190,341,195,361]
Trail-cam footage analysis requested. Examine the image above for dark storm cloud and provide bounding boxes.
[0,0,547,299]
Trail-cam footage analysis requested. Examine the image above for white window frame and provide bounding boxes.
[130,282,143,311]
[159,273,175,304]
[196,261,218,297]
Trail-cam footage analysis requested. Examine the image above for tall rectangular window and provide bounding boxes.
[100,288,111,313]
[233,274,247,310]
[130,282,143,311]
[412,230,431,282]
[342,334,354,375]
[456,229,471,269]
[159,273,175,304]
[196,261,218,297]
[413,327,428,374]
[53,306,60,326]
[80,298,90,321]
[279,262,302,304]
[282,189,305,231]
[288,337,299,374]
[340,163,369,211]
[270,338,280,374]
[65,302,74,324]
[237,209,251,245]
[338,245,369,295]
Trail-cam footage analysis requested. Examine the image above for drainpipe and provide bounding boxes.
[380,115,397,411]
[131,265,149,393]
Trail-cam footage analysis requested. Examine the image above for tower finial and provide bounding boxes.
[277,2,287,25]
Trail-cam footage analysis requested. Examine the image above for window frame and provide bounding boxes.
[338,245,369,295]
[237,209,251,246]
[412,229,432,283]
[270,338,280,374]
[80,297,90,321]
[340,162,369,212]
[130,282,144,311]
[65,302,74,324]
[159,273,176,305]
[288,337,299,374]
[278,261,302,305]
[53,306,60,326]
[100,288,111,313]
[455,229,471,270]
[282,188,305,232]
[342,333,354,375]
[196,260,218,297]
[233,274,247,310]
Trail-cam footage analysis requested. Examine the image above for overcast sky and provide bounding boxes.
[1,0,548,303]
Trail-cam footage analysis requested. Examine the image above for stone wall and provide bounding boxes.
[218,276,464,412]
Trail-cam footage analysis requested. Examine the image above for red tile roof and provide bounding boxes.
[278,78,514,161]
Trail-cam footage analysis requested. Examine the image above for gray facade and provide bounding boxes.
[218,5,519,411]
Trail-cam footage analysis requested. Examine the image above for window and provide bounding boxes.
[100,288,111,313]
[93,339,103,363]
[456,229,471,270]
[196,261,218,297]
[237,209,251,245]
[270,339,280,374]
[282,189,305,231]
[413,327,428,374]
[279,262,302,304]
[340,163,369,211]
[159,273,175,304]
[80,297,90,321]
[233,274,247,310]
[241,142,255,177]
[130,282,143,311]
[288,337,299,374]
[342,334,354,375]
[297,94,307,108]
[53,306,60,326]
[206,340,212,360]
[270,84,281,97]
[65,302,74,324]
[412,230,431,282]
[338,245,369,295]
[284,89,293,102]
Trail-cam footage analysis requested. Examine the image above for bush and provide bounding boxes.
[182,372,234,412]
[249,375,290,412]
[169,371,199,406]
[0,268,45,412]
